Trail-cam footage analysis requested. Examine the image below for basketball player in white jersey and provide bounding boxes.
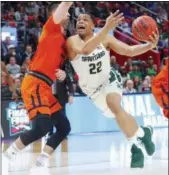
[66,11,159,168]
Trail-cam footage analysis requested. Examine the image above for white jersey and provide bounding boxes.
[71,42,111,95]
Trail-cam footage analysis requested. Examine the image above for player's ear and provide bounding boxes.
[91,22,95,30]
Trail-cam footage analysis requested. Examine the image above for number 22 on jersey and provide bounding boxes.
[89,61,102,74]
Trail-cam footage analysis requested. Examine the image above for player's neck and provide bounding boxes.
[79,33,94,43]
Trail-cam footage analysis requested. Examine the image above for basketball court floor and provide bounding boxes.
[2,128,168,175]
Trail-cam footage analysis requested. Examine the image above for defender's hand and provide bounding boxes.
[105,10,124,31]
[68,96,73,105]
[55,69,66,81]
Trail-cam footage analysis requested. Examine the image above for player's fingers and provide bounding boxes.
[153,31,159,42]
[115,17,124,25]
[156,28,159,36]
[152,31,157,40]
[112,10,120,17]
[110,12,123,22]
[149,35,155,43]
[114,13,124,20]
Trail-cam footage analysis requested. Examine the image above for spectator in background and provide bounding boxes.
[1,41,8,59]
[124,58,132,72]
[15,7,21,21]
[123,79,137,93]
[120,66,130,83]
[4,36,13,46]
[22,45,34,64]
[27,22,42,49]
[21,57,30,74]
[96,2,109,18]
[5,44,21,65]
[133,76,142,92]
[14,78,22,96]
[129,64,142,80]
[6,56,21,78]
[1,36,12,58]
[1,71,12,98]
[144,75,152,86]
[37,8,46,24]
[141,79,151,92]
[110,55,120,71]
[146,56,157,76]
[75,2,85,18]
[120,20,131,33]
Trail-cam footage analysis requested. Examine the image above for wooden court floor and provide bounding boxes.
[2,128,168,175]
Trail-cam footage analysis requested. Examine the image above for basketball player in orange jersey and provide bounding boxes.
[66,12,159,168]
[1,61,18,102]
[152,57,169,118]
[4,2,73,174]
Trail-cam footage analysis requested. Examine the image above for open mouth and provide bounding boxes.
[77,25,85,30]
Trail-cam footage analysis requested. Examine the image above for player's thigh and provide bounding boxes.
[91,91,115,118]
[105,80,123,114]
[48,92,62,114]
[21,76,52,120]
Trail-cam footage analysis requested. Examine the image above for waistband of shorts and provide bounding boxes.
[28,71,53,86]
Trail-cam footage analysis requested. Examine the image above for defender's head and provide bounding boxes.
[47,2,70,28]
[76,12,95,37]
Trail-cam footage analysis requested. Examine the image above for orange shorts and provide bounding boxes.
[152,64,169,118]
[21,75,62,120]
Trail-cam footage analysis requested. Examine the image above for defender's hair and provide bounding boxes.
[47,2,60,15]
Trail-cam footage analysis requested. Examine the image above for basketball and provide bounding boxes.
[132,16,158,41]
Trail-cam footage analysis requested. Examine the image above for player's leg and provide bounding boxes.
[94,68,155,168]
[32,94,70,169]
[5,113,53,157]
[44,109,71,154]
[105,85,155,168]
[4,76,56,161]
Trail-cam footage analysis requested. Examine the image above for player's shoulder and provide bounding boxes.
[66,35,80,46]
[67,35,79,42]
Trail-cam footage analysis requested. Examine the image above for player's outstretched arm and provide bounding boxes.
[53,2,73,24]
[81,11,124,55]
[107,28,159,57]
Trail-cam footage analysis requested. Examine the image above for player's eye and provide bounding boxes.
[83,18,88,22]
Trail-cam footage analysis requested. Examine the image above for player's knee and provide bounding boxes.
[106,93,122,115]
[20,114,53,146]
[36,114,53,136]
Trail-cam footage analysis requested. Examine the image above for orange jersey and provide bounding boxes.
[152,58,169,118]
[29,16,65,81]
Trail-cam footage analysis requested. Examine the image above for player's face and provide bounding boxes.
[76,14,94,37]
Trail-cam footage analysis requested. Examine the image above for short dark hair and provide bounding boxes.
[47,2,60,15]
[79,12,95,24]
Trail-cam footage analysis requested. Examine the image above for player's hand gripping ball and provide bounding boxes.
[132,16,159,43]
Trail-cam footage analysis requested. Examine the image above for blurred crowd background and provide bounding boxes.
[1,1,169,98]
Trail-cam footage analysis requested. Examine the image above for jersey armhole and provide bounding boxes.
[70,54,80,61]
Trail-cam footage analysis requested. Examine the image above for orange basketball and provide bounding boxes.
[132,16,158,41]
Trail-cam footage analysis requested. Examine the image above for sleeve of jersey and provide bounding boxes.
[43,16,62,34]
